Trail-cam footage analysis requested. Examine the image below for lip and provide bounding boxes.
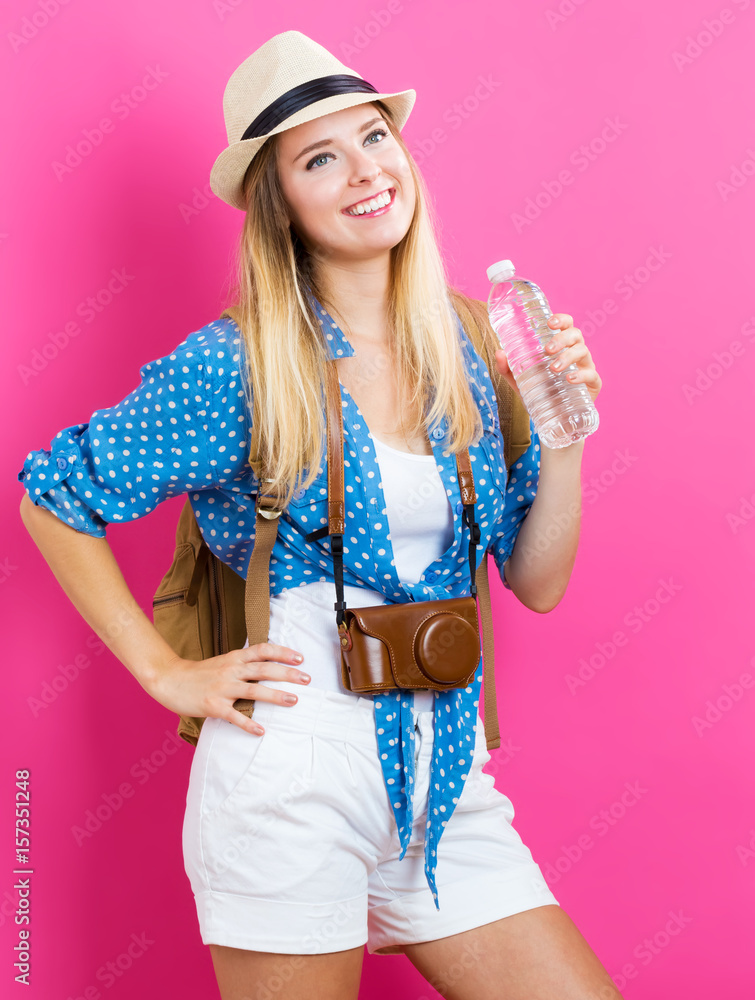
[342,187,396,217]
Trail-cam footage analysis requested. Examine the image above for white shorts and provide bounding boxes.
[182,682,559,955]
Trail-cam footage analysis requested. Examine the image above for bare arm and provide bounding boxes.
[503,438,584,614]
[18,495,311,732]
[19,493,176,694]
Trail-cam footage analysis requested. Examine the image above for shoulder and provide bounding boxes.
[448,290,490,365]
[448,295,498,421]
[174,315,243,365]
[138,316,245,388]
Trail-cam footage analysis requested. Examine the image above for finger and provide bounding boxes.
[223,706,267,736]
[494,349,518,379]
[239,658,310,686]
[245,641,305,667]
[548,343,590,372]
[493,357,520,394]
[548,313,573,330]
[546,326,582,353]
[236,679,301,707]
[565,366,601,391]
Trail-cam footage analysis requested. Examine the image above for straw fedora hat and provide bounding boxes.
[209,30,416,211]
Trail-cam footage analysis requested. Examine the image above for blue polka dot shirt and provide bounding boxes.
[18,288,541,908]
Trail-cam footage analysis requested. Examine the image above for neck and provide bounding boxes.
[314,258,392,347]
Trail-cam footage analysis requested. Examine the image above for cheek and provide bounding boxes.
[392,158,415,199]
[287,184,335,231]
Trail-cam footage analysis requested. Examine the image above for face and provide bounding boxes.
[275,102,416,264]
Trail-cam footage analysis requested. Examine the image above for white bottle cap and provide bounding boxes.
[487,259,515,283]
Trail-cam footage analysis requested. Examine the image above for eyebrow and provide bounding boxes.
[292,117,387,164]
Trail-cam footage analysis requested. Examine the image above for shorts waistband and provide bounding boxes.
[250,683,434,750]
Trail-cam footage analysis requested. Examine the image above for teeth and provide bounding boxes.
[346,190,392,215]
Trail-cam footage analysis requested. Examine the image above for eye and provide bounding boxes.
[365,128,388,145]
[305,128,389,171]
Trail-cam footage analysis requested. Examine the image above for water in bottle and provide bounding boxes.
[486,259,599,449]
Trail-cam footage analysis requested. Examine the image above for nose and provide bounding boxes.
[348,148,382,184]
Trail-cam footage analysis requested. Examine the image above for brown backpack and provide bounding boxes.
[151,290,532,748]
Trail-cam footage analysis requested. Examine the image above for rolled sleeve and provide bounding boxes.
[17,327,223,536]
[488,418,541,589]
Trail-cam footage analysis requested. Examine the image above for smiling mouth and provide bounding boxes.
[342,188,396,217]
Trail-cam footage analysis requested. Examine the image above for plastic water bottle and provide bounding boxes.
[486,259,599,449]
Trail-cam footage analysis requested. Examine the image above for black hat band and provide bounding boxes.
[240,74,380,142]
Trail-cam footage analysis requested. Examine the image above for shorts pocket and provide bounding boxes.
[200,717,276,817]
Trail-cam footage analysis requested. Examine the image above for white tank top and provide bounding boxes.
[246,435,454,712]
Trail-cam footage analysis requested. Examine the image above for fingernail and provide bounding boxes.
[293,654,303,662]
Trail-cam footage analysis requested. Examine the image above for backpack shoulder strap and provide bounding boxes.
[216,303,285,706]
[220,304,241,326]
[448,289,532,472]
[448,288,536,750]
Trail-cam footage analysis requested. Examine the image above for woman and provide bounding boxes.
[18,30,614,1000]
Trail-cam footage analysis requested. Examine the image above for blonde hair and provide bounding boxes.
[223,100,484,509]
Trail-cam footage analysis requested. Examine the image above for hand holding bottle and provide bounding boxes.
[487,260,601,449]
[493,312,603,406]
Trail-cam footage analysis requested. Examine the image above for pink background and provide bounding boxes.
[3,1,753,997]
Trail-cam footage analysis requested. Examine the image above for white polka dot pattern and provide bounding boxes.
[17,288,541,909]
